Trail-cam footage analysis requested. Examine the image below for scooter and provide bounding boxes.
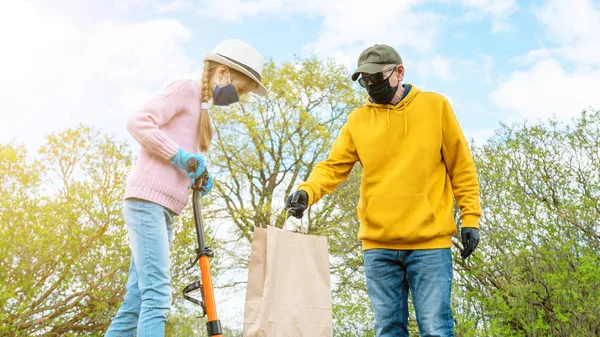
[182,158,223,337]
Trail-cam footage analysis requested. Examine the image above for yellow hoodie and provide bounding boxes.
[298,84,482,250]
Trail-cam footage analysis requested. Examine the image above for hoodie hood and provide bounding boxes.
[365,84,420,135]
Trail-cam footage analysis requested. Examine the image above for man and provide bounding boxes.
[285,44,482,337]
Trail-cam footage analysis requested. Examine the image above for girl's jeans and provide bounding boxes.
[105,198,174,337]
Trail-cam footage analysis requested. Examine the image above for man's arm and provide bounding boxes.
[440,99,482,228]
[298,122,359,206]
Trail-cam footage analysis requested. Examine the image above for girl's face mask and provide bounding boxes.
[213,71,239,106]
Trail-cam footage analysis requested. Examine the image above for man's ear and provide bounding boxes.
[397,65,405,82]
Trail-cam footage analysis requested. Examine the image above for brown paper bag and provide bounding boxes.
[243,222,333,337]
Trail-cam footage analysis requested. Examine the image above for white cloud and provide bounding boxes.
[478,53,495,84]
[534,0,600,67]
[114,0,146,11]
[415,55,452,81]
[491,58,600,120]
[535,0,600,45]
[0,2,197,150]
[196,0,304,21]
[192,0,515,82]
[491,0,600,120]
[303,0,442,57]
[465,128,495,145]
[85,20,194,83]
[407,52,495,83]
[155,0,193,13]
[0,1,84,147]
[458,0,517,32]
[551,40,600,68]
[510,48,552,64]
[198,0,442,65]
[114,0,193,14]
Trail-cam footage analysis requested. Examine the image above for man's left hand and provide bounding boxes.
[461,227,480,259]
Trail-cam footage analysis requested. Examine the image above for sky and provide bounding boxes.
[1,0,600,153]
[1,0,600,329]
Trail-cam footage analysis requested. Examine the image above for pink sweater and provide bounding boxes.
[124,79,201,215]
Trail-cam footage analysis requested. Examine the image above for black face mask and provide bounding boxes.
[367,76,399,104]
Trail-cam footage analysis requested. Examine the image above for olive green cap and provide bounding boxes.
[351,44,402,81]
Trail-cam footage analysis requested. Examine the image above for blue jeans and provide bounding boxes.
[106,198,175,337]
[363,248,454,337]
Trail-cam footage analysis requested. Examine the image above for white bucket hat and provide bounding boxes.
[203,39,267,96]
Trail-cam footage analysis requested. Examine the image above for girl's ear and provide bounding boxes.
[216,65,229,79]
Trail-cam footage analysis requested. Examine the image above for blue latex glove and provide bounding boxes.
[170,148,206,182]
[201,172,213,197]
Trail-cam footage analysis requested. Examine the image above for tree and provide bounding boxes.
[0,125,132,336]
[453,110,600,336]
[207,56,382,332]
[6,59,598,337]
[0,125,229,336]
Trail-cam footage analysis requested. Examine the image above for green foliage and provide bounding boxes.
[209,56,362,238]
[0,125,229,336]
[0,125,133,336]
[2,57,599,337]
[453,110,600,337]
[207,56,372,333]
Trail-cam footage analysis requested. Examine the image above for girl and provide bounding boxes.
[106,39,267,337]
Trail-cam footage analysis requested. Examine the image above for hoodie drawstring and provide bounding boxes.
[403,104,407,136]
[385,105,407,135]
[387,108,390,129]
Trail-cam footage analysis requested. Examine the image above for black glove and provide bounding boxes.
[461,227,480,259]
[285,190,308,219]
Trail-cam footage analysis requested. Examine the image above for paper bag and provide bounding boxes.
[243,224,333,337]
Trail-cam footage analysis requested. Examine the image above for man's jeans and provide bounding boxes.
[363,248,454,337]
[106,198,175,337]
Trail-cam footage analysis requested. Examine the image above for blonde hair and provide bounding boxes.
[197,61,259,152]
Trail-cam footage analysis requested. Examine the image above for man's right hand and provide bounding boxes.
[285,190,309,218]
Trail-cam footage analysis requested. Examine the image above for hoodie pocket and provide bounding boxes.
[364,194,437,242]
